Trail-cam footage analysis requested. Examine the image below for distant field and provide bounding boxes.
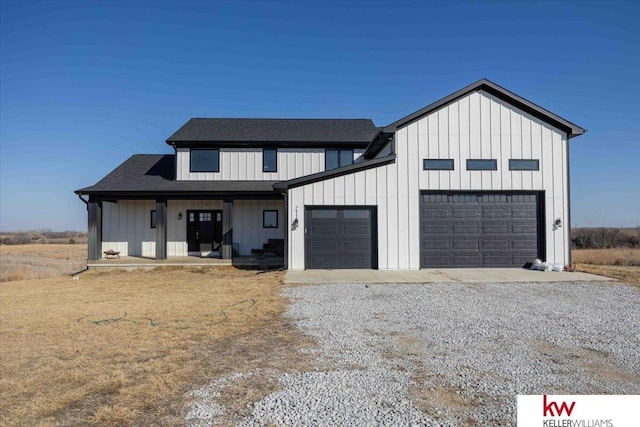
[572,248,640,266]
[0,244,87,282]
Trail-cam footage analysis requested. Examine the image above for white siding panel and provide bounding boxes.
[501,105,512,190]
[101,200,155,257]
[490,97,502,190]
[365,168,377,204]
[177,148,327,181]
[448,103,461,190]
[459,96,471,190]
[233,200,285,256]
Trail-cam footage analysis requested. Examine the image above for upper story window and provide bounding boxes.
[325,149,353,170]
[423,159,454,170]
[466,159,497,171]
[190,149,219,172]
[150,210,156,228]
[263,148,277,173]
[509,159,539,171]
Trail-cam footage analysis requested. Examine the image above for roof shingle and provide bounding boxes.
[75,155,278,195]
[166,118,380,145]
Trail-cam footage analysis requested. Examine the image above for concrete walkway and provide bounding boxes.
[285,268,614,284]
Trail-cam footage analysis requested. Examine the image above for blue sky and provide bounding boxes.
[1,0,638,231]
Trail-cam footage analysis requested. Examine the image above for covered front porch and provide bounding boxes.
[85,196,286,265]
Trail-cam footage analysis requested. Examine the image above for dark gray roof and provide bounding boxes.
[274,155,396,191]
[382,78,586,138]
[166,118,380,146]
[75,155,278,196]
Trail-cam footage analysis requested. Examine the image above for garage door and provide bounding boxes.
[420,193,542,268]
[306,207,376,269]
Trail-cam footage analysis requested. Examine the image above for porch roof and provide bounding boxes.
[75,154,279,197]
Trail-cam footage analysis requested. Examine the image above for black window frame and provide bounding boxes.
[466,159,497,171]
[509,159,540,171]
[150,210,157,229]
[263,210,278,228]
[423,159,455,170]
[190,148,220,173]
[263,148,277,173]
[325,149,354,170]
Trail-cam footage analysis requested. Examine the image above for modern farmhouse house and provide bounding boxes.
[75,79,585,269]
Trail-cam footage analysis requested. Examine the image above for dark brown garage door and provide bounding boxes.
[306,207,377,269]
[420,193,542,268]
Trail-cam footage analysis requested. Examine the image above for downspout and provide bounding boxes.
[77,194,89,207]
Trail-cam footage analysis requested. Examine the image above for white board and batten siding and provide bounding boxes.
[232,200,285,256]
[102,200,156,257]
[176,148,365,181]
[288,89,571,269]
[102,199,284,257]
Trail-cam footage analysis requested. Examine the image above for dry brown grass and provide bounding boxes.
[0,244,87,282]
[0,267,314,426]
[572,264,640,286]
[571,248,640,285]
[572,248,640,286]
[572,248,640,266]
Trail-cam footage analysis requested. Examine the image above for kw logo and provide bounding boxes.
[543,395,576,417]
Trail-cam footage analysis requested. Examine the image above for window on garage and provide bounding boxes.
[466,159,497,170]
[423,159,454,170]
[509,159,539,171]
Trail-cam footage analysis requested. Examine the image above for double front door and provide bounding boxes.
[187,210,223,252]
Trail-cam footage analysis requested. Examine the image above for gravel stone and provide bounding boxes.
[186,281,640,426]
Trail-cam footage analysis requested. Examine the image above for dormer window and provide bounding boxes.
[325,149,353,170]
[190,149,219,172]
[263,148,277,172]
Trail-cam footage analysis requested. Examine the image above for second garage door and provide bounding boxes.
[306,207,376,269]
[420,192,542,268]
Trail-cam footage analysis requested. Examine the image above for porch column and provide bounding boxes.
[222,200,233,259]
[87,199,102,261]
[155,199,167,260]
[283,193,288,269]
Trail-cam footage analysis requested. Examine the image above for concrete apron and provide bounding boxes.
[285,268,614,284]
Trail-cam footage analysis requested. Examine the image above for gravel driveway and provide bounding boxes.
[186,281,640,426]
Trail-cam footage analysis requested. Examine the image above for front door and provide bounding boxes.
[187,210,223,252]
